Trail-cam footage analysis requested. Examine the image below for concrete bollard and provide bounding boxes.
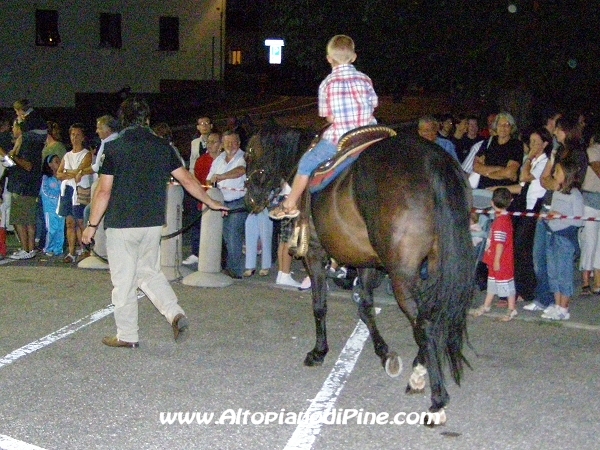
[161,182,184,281]
[79,179,109,270]
[183,187,232,287]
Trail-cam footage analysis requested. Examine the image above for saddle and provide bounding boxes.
[308,125,397,194]
[290,126,396,258]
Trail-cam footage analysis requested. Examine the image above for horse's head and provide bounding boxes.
[244,133,280,213]
[244,126,317,214]
[245,166,279,213]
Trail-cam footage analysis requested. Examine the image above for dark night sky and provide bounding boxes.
[226,0,600,110]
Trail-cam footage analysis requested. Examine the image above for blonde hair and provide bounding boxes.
[326,35,356,65]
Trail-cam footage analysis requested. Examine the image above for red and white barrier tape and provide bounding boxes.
[473,209,600,222]
[201,184,246,192]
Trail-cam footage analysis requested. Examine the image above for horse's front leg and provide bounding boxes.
[355,268,402,377]
[303,252,329,366]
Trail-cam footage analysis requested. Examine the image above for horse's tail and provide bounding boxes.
[428,156,475,386]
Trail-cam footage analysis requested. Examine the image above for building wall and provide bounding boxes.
[0,0,226,107]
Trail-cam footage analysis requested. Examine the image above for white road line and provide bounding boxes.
[0,434,47,450]
[284,308,380,450]
[0,304,114,369]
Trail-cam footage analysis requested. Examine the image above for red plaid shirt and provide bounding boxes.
[319,64,378,144]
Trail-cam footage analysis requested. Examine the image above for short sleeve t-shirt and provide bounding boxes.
[100,126,183,228]
[476,137,523,188]
[483,214,514,281]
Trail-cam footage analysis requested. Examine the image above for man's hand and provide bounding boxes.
[82,226,96,245]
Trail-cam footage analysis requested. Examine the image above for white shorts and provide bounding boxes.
[487,277,516,297]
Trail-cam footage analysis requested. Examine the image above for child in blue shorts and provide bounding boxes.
[269,35,378,220]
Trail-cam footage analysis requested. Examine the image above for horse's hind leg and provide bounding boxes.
[406,326,428,394]
[355,268,402,377]
[389,268,447,425]
[411,318,449,426]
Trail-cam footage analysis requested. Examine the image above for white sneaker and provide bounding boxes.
[277,272,302,288]
[542,304,557,315]
[542,307,570,320]
[327,266,347,279]
[299,276,311,291]
[9,249,30,260]
[182,254,199,265]
[523,302,545,311]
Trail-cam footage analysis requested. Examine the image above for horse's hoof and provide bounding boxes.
[408,363,427,391]
[303,351,325,367]
[405,384,424,395]
[384,352,402,377]
[424,408,446,427]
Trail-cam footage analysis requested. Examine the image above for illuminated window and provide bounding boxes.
[36,9,61,47]
[100,13,122,49]
[159,16,179,51]
[230,50,242,65]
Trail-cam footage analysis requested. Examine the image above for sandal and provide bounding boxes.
[470,305,491,317]
[243,269,255,277]
[258,269,270,277]
[500,309,518,322]
[269,204,300,220]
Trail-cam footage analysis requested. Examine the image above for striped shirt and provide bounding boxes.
[319,64,378,144]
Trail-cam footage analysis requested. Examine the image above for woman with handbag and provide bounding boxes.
[56,123,93,263]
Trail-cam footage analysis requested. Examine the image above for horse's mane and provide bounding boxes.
[256,125,316,183]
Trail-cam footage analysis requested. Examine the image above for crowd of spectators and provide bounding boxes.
[2,97,599,313]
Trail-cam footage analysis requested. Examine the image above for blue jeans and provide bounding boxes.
[245,209,273,270]
[546,227,578,297]
[532,220,554,307]
[298,139,337,176]
[222,198,248,277]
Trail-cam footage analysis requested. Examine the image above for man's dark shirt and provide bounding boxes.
[100,125,183,228]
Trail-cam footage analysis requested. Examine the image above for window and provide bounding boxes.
[36,9,60,46]
[159,16,179,51]
[230,50,242,65]
[100,13,122,49]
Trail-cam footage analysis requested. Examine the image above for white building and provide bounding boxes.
[0,0,226,107]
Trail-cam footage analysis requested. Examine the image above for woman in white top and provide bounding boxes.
[56,123,93,263]
[579,125,600,294]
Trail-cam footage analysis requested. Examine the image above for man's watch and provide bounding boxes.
[87,221,99,228]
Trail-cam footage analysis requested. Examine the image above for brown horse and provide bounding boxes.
[245,125,475,424]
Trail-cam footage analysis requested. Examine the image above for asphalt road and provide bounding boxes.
[1,261,599,450]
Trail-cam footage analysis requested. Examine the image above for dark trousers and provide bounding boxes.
[514,215,537,302]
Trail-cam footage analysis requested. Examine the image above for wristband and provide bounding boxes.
[87,221,99,228]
